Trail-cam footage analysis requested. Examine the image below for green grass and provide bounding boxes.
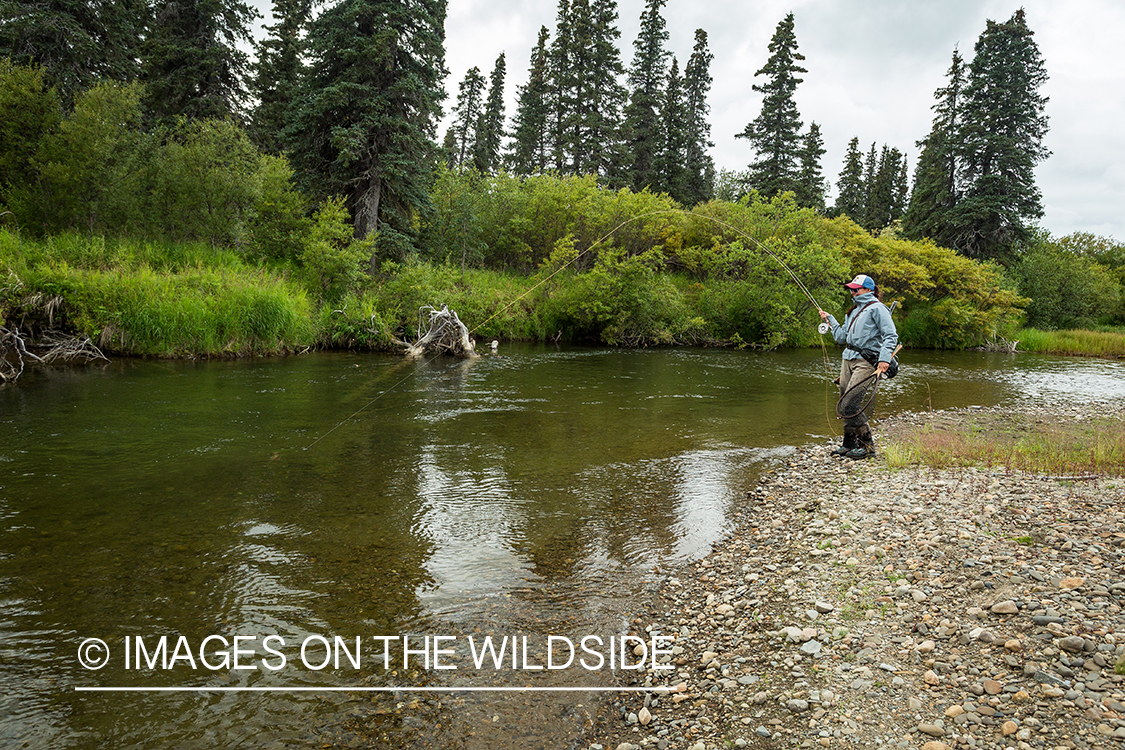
[2,229,314,356]
[884,415,1125,476]
[1015,327,1125,357]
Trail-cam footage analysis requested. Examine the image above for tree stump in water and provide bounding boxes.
[403,305,478,358]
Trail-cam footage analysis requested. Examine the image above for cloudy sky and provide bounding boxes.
[257,0,1125,240]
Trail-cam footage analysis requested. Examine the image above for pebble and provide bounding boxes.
[593,403,1125,750]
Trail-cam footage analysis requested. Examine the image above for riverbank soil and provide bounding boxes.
[587,405,1125,750]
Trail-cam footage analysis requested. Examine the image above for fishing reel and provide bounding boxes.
[817,322,831,335]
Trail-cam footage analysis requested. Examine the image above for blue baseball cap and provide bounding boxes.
[844,274,875,290]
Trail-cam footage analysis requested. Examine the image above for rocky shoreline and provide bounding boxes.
[586,404,1125,750]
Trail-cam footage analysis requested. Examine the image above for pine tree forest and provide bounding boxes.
[1,1,1055,261]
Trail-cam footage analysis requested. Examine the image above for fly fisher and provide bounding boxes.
[817,274,900,460]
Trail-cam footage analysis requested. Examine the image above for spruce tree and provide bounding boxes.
[865,145,903,233]
[833,136,865,221]
[445,67,485,169]
[735,12,806,199]
[653,57,686,201]
[582,0,627,180]
[951,9,1049,261]
[901,49,965,246]
[0,0,146,103]
[682,28,714,206]
[547,0,574,172]
[891,157,909,223]
[143,0,260,123]
[860,142,877,228]
[622,0,670,191]
[287,0,447,242]
[795,122,825,210]
[558,0,592,173]
[250,0,311,153]
[473,54,506,173]
[508,27,552,175]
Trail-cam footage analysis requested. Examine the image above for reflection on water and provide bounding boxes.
[1,346,1123,748]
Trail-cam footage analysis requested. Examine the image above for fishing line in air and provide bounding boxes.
[307,208,841,450]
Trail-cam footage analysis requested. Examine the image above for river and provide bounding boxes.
[1,346,1123,749]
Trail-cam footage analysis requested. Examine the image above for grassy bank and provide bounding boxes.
[1015,326,1125,357]
[882,409,1125,476]
[1,231,316,356]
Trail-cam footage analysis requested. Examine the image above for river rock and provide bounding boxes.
[918,723,945,737]
[990,600,1018,615]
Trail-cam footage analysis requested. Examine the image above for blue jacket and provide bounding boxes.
[825,292,899,363]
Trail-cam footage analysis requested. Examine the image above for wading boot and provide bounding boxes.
[845,426,875,460]
[831,429,857,457]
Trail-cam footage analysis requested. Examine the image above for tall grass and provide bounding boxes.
[1,229,246,273]
[884,416,1125,476]
[2,229,313,356]
[1015,327,1125,357]
[35,265,314,355]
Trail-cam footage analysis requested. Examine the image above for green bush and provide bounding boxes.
[33,81,145,235]
[0,229,313,355]
[315,292,393,349]
[1011,245,1118,329]
[298,197,371,304]
[0,60,61,224]
[826,217,1027,348]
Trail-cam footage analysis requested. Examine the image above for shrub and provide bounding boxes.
[825,216,1027,348]
[298,197,371,304]
[1011,233,1122,329]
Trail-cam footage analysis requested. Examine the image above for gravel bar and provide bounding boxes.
[585,403,1125,750]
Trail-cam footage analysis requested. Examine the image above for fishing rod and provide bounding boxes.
[308,208,841,451]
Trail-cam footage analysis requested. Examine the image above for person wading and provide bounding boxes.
[817,274,899,460]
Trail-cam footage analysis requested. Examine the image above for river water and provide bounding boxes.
[2,346,1123,749]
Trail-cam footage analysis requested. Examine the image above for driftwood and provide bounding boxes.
[0,327,41,383]
[37,330,109,365]
[0,326,109,383]
[402,305,478,359]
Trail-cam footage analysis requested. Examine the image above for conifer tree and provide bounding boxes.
[653,57,686,201]
[795,122,826,210]
[547,0,574,172]
[865,145,903,233]
[860,142,877,227]
[287,0,447,243]
[0,0,146,103]
[441,127,458,169]
[622,0,670,191]
[833,136,865,221]
[891,157,909,223]
[250,0,311,153]
[446,66,486,169]
[951,9,1049,260]
[735,13,806,199]
[682,28,714,206]
[473,53,506,173]
[508,27,552,175]
[581,0,627,180]
[143,0,259,123]
[902,49,965,245]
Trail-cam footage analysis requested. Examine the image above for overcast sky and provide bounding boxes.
[257,0,1125,240]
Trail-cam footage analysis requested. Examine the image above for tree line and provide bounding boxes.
[444,0,716,210]
[0,1,1054,268]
